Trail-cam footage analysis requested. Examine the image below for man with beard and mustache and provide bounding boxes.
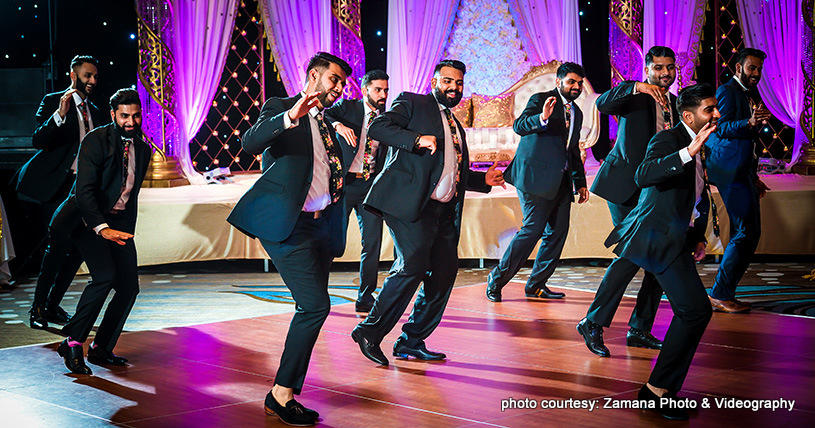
[705,48,771,314]
[227,52,351,426]
[604,84,718,420]
[350,59,504,366]
[324,69,390,313]
[576,46,680,357]
[52,89,150,376]
[17,55,103,330]
[484,62,588,303]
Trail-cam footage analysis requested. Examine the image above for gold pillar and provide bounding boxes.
[792,0,815,175]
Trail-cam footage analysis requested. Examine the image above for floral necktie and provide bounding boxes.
[700,146,720,236]
[362,110,377,180]
[78,101,90,134]
[315,112,344,203]
[564,102,572,131]
[442,109,463,196]
[121,138,131,195]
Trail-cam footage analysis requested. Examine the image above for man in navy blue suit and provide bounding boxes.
[705,48,771,314]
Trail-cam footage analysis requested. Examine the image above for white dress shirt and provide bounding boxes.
[348,102,380,174]
[52,92,94,172]
[284,96,331,212]
[431,102,460,203]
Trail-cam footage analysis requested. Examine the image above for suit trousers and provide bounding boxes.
[260,213,333,395]
[345,174,383,305]
[491,173,571,291]
[357,199,458,349]
[62,213,139,351]
[709,179,761,301]
[586,198,663,331]
[33,173,84,309]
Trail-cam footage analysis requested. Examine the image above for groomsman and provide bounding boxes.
[324,70,390,313]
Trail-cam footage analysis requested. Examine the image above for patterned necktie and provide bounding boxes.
[78,101,90,134]
[661,102,672,130]
[315,111,344,203]
[700,146,720,236]
[121,138,131,195]
[564,102,572,131]
[442,109,463,196]
[362,110,377,180]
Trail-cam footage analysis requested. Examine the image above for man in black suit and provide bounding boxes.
[17,55,102,329]
[54,89,150,376]
[705,48,771,314]
[485,62,588,303]
[227,52,351,426]
[603,84,718,420]
[577,47,680,356]
[351,60,504,366]
[324,70,390,313]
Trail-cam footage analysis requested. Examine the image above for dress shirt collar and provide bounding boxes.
[680,121,698,140]
[558,90,572,108]
[364,101,379,117]
[733,75,750,92]
[72,91,87,108]
[299,91,324,118]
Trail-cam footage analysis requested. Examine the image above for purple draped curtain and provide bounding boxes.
[736,0,805,166]
[643,0,706,92]
[171,0,239,183]
[386,0,460,98]
[507,0,582,65]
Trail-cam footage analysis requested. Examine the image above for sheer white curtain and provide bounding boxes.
[507,0,582,65]
[386,0,460,98]
[171,0,239,183]
[736,0,805,165]
[643,0,707,92]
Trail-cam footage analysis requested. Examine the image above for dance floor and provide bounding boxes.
[1,278,813,427]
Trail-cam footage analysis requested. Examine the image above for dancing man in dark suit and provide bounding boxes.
[324,69,390,313]
[577,47,680,356]
[17,55,102,329]
[603,84,718,420]
[705,48,771,314]
[485,62,589,303]
[227,52,351,426]
[351,59,505,366]
[55,89,150,375]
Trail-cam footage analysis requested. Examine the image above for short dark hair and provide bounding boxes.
[735,48,767,65]
[110,88,141,111]
[434,59,466,76]
[556,62,585,79]
[306,52,353,77]
[676,83,716,113]
[70,55,98,71]
[361,69,389,88]
[645,46,676,65]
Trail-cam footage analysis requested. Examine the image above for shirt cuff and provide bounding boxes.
[539,116,549,128]
[93,224,110,235]
[632,83,639,95]
[679,147,692,164]
[283,111,298,129]
[53,111,66,127]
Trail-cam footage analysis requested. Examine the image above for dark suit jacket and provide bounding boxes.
[323,98,387,177]
[503,89,586,200]
[50,123,151,235]
[605,125,709,274]
[16,90,103,203]
[705,78,758,186]
[591,81,679,204]
[365,91,490,226]
[227,94,347,257]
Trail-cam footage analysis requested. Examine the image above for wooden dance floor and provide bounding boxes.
[1,281,813,427]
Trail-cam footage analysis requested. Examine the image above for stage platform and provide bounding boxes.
[130,165,815,268]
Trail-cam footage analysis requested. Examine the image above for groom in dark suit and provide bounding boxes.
[602,83,718,420]
[705,48,771,314]
[350,59,504,366]
[324,69,390,313]
[485,62,589,303]
[578,46,680,356]
[227,52,351,426]
[18,55,102,329]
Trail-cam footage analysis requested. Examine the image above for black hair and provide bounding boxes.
[306,52,353,77]
[735,48,767,65]
[676,83,716,113]
[556,62,585,79]
[70,55,98,71]
[433,59,466,76]
[361,69,389,88]
[110,88,141,111]
[645,46,676,65]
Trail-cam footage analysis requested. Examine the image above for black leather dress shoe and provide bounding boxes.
[626,328,663,349]
[351,328,388,366]
[57,340,92,375]
[638,384,689,420]
[576,318,610,357]
[29,305,48,329]
[264,392,316,426]
[46,305,72,324]
[87,346,128,366]
[525,285,565,299]
[354,301,373,313]
[393,342,446,360]
[486,283,502,302]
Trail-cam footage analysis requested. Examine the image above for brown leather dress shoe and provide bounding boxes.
[709,295,751,313]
